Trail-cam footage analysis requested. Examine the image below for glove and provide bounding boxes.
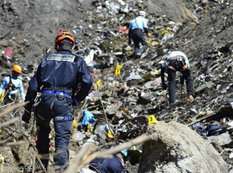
[73,97,79,106]
[22,110,31,124]
[162,83,167,90]
[82,109,95,126]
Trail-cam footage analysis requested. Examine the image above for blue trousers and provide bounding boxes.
[90,156,124,173]
[131,29,147,57]
[35,94,73,169]
[168,68,194,103]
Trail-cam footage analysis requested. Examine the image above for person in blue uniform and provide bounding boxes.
[161,51,194,104]
[89,155,127,173]
[0,64,25,104]
[22,30,93,171]
[128,11,150,58]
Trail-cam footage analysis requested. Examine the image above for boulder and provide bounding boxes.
[139,121,228,173]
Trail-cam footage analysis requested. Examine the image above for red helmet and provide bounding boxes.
[55,30,75,50]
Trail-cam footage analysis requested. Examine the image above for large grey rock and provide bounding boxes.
[208,132,232,147]
[73,131,86,143]
[139,121,228,173]
[195,81,215,93]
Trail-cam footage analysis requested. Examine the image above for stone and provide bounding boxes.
[139,121,228,173]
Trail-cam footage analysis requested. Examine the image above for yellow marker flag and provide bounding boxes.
[72,118,77,134]
[114,64,122,76]
[0,90,5,103]
[154,69,160,75]
[87,124,90,133]
[147,38,151,43]
[107,129,114,139]
[217,51,222,56]
[160,30,172,36]
[148,115,159,124]
[96,80,101,88]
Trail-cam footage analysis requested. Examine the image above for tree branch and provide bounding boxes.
[64,134,151,173]
[0,101,29,117]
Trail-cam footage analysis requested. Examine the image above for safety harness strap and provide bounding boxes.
[54,116,74,122]
[7,75,16,91]
[42,90,71,99]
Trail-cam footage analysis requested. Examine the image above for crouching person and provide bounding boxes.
[161,51,194,104]
[89,154,128,173]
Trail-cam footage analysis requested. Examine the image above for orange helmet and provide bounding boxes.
[12,65,22,74]
[55,30,75,50]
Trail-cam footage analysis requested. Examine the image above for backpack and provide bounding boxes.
[168,56,185,71]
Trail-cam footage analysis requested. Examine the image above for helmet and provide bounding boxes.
[139,11,146,17]
[12,65,22,74]
[55,30,75,50]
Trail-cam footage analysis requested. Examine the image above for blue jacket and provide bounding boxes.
[90,156,125,173]
[128,16,149,43]
[129,16,148,31]
[0,75,25,100]
[25,49,92,111]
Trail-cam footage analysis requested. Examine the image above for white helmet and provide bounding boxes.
[139,11,146,17]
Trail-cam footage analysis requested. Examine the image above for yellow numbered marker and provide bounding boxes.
[148,115,159,124]
[217,51,222,56]
[114,64,122,76]
[160,30,172,36]
[0,90,5,103]
[96,80,101,88]
[147,38,151,43]
[107,129,114,139]
[87,123,91,133]
[72,118,77,134]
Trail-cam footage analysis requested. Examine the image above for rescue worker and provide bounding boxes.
[89,155,126,173]
[161,51,194,104]
[128,11,150,58]
[22,30,92,171]
[0,64,25,104]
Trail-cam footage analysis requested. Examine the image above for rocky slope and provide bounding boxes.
[0,0,232,172]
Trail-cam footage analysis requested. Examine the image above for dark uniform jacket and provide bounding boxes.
[25,49,92,111]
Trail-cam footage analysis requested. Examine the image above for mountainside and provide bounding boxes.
[0,0,232,172]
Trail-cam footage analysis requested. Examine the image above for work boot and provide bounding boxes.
[141,47,148,59]
[135,52,142,59]
[188,95,194,102]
